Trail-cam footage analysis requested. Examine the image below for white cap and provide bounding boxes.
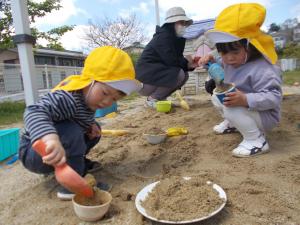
[106,80,142,95]
[205,30,241,44]
[164,7,193,26]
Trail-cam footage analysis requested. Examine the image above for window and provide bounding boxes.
[58,58,72,66]
[35,56,55,65]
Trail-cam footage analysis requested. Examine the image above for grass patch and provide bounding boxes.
[0,101,25,126]
[282,70,300,85]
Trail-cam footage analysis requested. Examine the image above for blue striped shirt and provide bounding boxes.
[24,90,96,143]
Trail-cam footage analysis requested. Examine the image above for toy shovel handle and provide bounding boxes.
[176,91,183,101]
[32,140,48,157]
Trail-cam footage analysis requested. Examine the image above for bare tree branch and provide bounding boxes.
[83,13,147,49]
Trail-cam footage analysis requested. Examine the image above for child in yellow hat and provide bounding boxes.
[19,46,141,200]
[199,3,282,157]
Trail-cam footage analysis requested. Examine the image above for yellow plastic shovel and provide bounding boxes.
[176,91,190,110]
[101,129,130,136]
[166,127,188,137]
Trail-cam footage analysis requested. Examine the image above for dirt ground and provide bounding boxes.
[0,92,300,225]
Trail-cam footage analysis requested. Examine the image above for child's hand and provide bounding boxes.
[87,123,101,140]
[223,89,248,107]
[41,134,66,166]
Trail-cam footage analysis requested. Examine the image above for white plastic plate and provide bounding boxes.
[135,177,227,224]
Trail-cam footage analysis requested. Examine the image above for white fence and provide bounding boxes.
[278,58,300,71]
[0,63,83,98]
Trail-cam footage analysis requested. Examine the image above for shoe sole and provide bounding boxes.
[214,131,238,135]
[57,192,75,201]
[214,128,239,135]
[232,149,270,158]
[144,103,156,109]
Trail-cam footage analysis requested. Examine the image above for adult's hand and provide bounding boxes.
[198,55,215,67]
[185,55,198,69]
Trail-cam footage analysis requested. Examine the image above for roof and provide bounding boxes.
[34,48,86,58]
[184,19,215,40]
[124,42,145,50]
[2,48,86,58]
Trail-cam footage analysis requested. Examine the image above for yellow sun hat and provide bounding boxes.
[205,3,277,64]
[52,46,142,95]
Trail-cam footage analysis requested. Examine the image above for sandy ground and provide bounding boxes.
[0,91,300,225]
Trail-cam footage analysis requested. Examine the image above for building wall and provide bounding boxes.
[183,36,213,95]
[293,28,300,42]
[124,47,144,54]
[0,51,19,64]
[0,64,83,94]
[0,49,85,66]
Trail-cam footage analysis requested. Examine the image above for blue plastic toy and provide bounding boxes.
[95,102,117,118]
[207,62,224,85]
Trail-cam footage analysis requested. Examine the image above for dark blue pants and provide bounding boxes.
[19,120,100,176]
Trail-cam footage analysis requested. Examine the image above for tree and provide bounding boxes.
[268,23,280,33]
[84,13,147,49]
[128,52,141,65]
[279,42,300,59]
[281,18,298,30]
[0,0,73,50]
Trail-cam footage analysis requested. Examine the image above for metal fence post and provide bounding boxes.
[11,0,38,105]
[44,64,49,89]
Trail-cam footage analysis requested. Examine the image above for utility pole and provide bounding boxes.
[155,0,160,26]
[11,0,38,105]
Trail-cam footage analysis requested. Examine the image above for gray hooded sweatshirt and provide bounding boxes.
[223,57,282,131]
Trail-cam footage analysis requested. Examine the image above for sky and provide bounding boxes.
[31,0,300,52]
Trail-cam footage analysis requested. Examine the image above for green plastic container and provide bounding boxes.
[156,101,172,113]
[0,128,20,161]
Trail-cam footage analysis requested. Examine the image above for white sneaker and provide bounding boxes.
[232,135,270,158]
[145,97,157,108]
[213,120,238,134]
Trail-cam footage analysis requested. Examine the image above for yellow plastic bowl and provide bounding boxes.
[156,101,172,113]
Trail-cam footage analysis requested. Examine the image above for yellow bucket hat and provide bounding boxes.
[205,3,277,64]
[52,46,141,95]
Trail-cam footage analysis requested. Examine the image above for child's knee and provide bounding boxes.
[223,106,245,122]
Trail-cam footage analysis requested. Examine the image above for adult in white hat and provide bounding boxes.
[136,7,197,107]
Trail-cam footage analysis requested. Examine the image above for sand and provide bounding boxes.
[74,188,109,206]
[0,92,299,225]
[141,176,225,221]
